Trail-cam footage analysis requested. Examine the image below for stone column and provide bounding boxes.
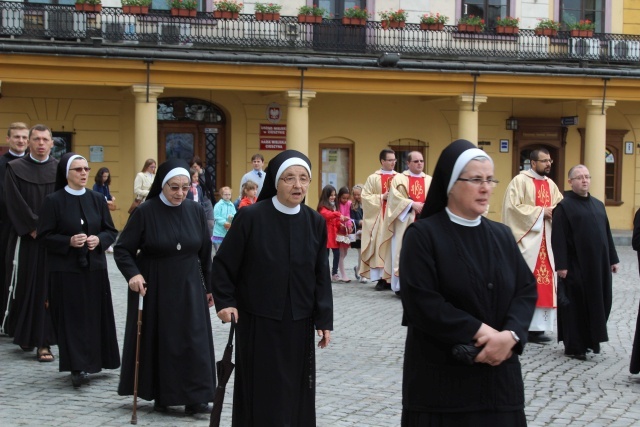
[285,90,316,154]
[583,99,615,201]
[457,94,488,144]
[131,85,164,170]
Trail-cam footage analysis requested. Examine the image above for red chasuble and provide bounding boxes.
[381,173,395,217]
[532,179,555,308]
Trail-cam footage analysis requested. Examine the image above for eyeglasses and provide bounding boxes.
[570,175,591,181]
[166,184,191,192]
[69,167,91,173]
[280,175,311,186]
[534,159,553,164]
[457,178,499,187]
[411,160,425,163]
[383,159,397,162]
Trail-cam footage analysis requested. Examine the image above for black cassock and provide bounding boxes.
[629,209,640,373]
[551,191,619,356]
[115,197,216,406]
[37,189,120,373]
[399,211,536,425]
[0,151,23,324]
[212,200,333,427]
[3,156,57,348]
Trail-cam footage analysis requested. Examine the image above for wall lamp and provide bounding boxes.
[505,117,518,130]
[378,52,401,67]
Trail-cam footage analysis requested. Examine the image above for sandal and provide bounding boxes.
[20,345,34,352]
[36,347,54,363]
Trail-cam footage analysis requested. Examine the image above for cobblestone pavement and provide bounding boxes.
[1,246,640,426]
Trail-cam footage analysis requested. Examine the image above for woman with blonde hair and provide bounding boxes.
[129,159,156,215]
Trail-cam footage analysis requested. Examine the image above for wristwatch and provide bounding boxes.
[509,330,520,343]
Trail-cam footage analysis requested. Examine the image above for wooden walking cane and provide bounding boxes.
[131,294,144,425]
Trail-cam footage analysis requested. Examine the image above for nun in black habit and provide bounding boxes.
[399,140,537,426]
[114,159,216,415]
[37,153,120,387]
[212,150,333,426]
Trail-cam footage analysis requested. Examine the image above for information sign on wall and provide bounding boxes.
[259,124,287,150]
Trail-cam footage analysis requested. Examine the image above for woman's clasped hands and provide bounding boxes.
[473,323,517,367]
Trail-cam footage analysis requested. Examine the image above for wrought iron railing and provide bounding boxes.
[1,3,640,64]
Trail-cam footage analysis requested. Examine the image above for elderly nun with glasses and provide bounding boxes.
[212,149,333,426]
[38,153,120,388]
[399,140,537,426]
[114,159,216,415]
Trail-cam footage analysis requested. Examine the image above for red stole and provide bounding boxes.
[380,173,394,217]
[408,176,426,221]
[532,179,555,308]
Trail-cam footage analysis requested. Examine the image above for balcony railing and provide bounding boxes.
[1,3,640,64]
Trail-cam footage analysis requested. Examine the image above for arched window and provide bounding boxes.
[157,98,225,123]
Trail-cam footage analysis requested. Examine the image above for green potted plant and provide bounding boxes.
[457,15,485,33]
[255,2,282,22]
[567,19,595,37]
[379,9,408,29]
[122,0,152,15]
[495,16,519,34]
[534,18,560,37]
[75,0,102,13]
[420,12,448,31]
[213,0,243,19]
[169,0,197,17]
[297,5,326,24]
[343,6,369,26]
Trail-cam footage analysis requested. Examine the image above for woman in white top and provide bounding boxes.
[133,159,156,203]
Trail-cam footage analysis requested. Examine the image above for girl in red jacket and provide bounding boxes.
[317,185,350,282]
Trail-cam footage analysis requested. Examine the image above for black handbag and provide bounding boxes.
[451,343,482,365]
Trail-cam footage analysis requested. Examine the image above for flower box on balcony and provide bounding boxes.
[458,24,483,33]
[381,20,405,29]
[171,8,196,17]
[75,4,102,12]
[420,23,444,31]
[570,29,593,38]
[342,17,366,26]
[255,12,280,21]
[534,28,558,37]
[122,5,149,15]
[298,14,322,24]
[213,10,239,19]
[496,25,518,34]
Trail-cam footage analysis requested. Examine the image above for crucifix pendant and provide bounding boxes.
[177,243,181,251]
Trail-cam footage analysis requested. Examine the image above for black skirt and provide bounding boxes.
[49,270,120,373]
[233,294,316,426]
[402,409,527,427]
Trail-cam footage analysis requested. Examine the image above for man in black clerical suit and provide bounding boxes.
[551,164,619,361]
[2,124,58,362]
[0,122,29,334]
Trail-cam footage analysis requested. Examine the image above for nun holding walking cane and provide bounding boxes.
[115,159,217,417]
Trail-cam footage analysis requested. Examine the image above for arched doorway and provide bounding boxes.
[157,98,226,195]
[512,118,566,186]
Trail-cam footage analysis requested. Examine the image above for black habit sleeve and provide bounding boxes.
[114,206,145,282]
[5,164,38,236]
[551,203,570,272]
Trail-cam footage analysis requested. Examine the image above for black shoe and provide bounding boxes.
[154,402,168,413]
[375,280,387,291]
[567,353,587,361]
[528,332,552,343]
[70,371,88,388]
[395,291,401,297]
[185,403,212,415]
